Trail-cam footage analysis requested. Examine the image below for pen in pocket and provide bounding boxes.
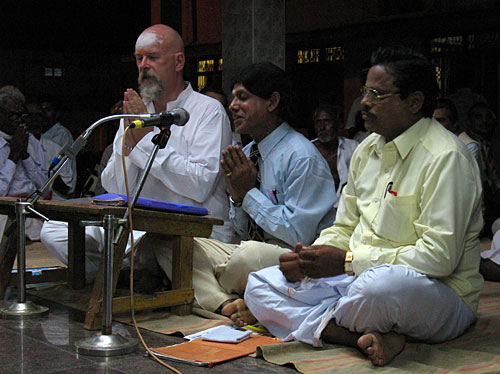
[270,189,279,204]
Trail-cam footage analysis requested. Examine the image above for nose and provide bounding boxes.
[229,97,238,112]
[360,94,374,109]
[137,57,149,71]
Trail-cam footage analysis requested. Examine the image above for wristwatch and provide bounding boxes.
[229,195,242,207]
[344,250,354,276]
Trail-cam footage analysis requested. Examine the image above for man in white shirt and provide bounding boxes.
[41,24,233,285]
[311,104,358,207]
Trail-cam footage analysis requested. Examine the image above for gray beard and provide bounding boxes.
[317,131,334,143]
[138,74,164,102]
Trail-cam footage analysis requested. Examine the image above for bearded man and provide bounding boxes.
[312,104,358,207]
[41,24,233,287]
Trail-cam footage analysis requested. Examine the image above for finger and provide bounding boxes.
[298,250,317,260]
[222,147,236,169]
[220,159,232,176]
[294,243,303,254]
[279,252,299,262]
[228,146,243,166]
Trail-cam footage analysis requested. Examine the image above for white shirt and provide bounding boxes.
[102,83,234,242]
[40,137,74,200]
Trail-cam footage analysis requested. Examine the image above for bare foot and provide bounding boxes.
[357,332,405,366]
[220,298,257,327]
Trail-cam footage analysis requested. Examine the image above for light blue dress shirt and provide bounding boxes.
[230,122,337,247]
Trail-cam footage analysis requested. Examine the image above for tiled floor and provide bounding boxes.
[2,243,296,373]
[0,288,296,374]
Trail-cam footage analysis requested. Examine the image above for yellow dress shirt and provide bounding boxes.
[314,117,484,312]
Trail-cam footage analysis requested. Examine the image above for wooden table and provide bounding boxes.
[0,197,223,329]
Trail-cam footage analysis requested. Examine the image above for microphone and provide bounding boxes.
[49,136,87,172]
[129,108,190,128]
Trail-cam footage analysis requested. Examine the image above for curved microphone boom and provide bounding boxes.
[128,108,190,128]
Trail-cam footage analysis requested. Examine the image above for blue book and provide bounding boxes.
[91,193,208,216]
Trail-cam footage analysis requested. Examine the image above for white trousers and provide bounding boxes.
[152,237,291,312]
[40,220,146,282]
[245,264,475,347]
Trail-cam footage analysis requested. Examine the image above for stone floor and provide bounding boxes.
[1,242,297,374]
[0,288,296,374]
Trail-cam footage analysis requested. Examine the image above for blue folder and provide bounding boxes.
[91,193,208,216]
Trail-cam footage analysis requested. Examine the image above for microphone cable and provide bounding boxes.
[121,125,183,374]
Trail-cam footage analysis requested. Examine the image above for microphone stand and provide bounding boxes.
[0,113,154,320]
[76,117,174,356]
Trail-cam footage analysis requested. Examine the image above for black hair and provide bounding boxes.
[200,85,228,107]
[370,46,438,117]
[435,98,458,124]
[312,104,343,125]
[231,62,295,124]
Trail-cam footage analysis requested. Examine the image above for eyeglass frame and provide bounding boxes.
[360,86,400,103]
[0,107,29,122]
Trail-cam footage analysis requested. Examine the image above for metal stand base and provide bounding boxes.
[76,332,138,356]
[1,301,49,320]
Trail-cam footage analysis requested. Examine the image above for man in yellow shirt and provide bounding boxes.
[236,47,483,367]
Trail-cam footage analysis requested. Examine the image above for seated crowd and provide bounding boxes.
[1,24,499,368]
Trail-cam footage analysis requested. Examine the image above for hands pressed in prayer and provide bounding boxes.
[280,243,346,282]
[220,145,259,203]
[9,123,29,162]
[123,88,152,155]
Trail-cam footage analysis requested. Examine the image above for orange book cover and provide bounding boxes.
[151,334,282,367]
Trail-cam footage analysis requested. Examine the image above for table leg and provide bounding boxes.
[170,235,193,315]
[67,220,86,289]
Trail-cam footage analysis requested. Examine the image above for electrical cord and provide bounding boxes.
[122,125,183,374]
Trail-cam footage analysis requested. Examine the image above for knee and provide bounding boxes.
[228,241,290,273]
[351,265,415,300]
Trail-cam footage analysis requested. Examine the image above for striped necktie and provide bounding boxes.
[247,143,264,241]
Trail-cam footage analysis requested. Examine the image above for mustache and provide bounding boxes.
[361,107,377,120]
[138,69,160,84]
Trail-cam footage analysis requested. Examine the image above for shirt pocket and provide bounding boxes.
[376,194,419,244]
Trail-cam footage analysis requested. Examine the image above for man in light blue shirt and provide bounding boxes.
[154,62,337,313]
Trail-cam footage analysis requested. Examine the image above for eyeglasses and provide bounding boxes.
[360,86,400,103]
[0,108,28,122]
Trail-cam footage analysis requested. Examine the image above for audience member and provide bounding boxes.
[458,102,499,236]
[40,24,233,285]
[40,99,77,197]
[26,102,74,200]
[311,104,358,205]
[0,88,49,240]
[150,62,337,313]
[201,85,250,147]
[239,47,482,367]
[347,110,371,142]
[433,98,458,133]
[448,87,487,134]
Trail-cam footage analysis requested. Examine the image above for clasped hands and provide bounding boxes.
[9,123,29,163]
[123,88,153,155]
[220,145,259,204]
[279,243,346,282]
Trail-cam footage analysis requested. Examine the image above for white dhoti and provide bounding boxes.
[245,264,475,347]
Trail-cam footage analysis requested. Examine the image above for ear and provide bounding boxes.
[267,91,281,113]
[408,91,424,114]
[174,52,185,72]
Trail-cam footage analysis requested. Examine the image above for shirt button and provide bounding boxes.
[384,168,389,173]
[374,198,379,203]
[363,240,367,244]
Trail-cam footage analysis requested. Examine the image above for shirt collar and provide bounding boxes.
[253,122,291,161]
[166,82,193,111]
[145,82,193,112]
[369,117,429,160]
